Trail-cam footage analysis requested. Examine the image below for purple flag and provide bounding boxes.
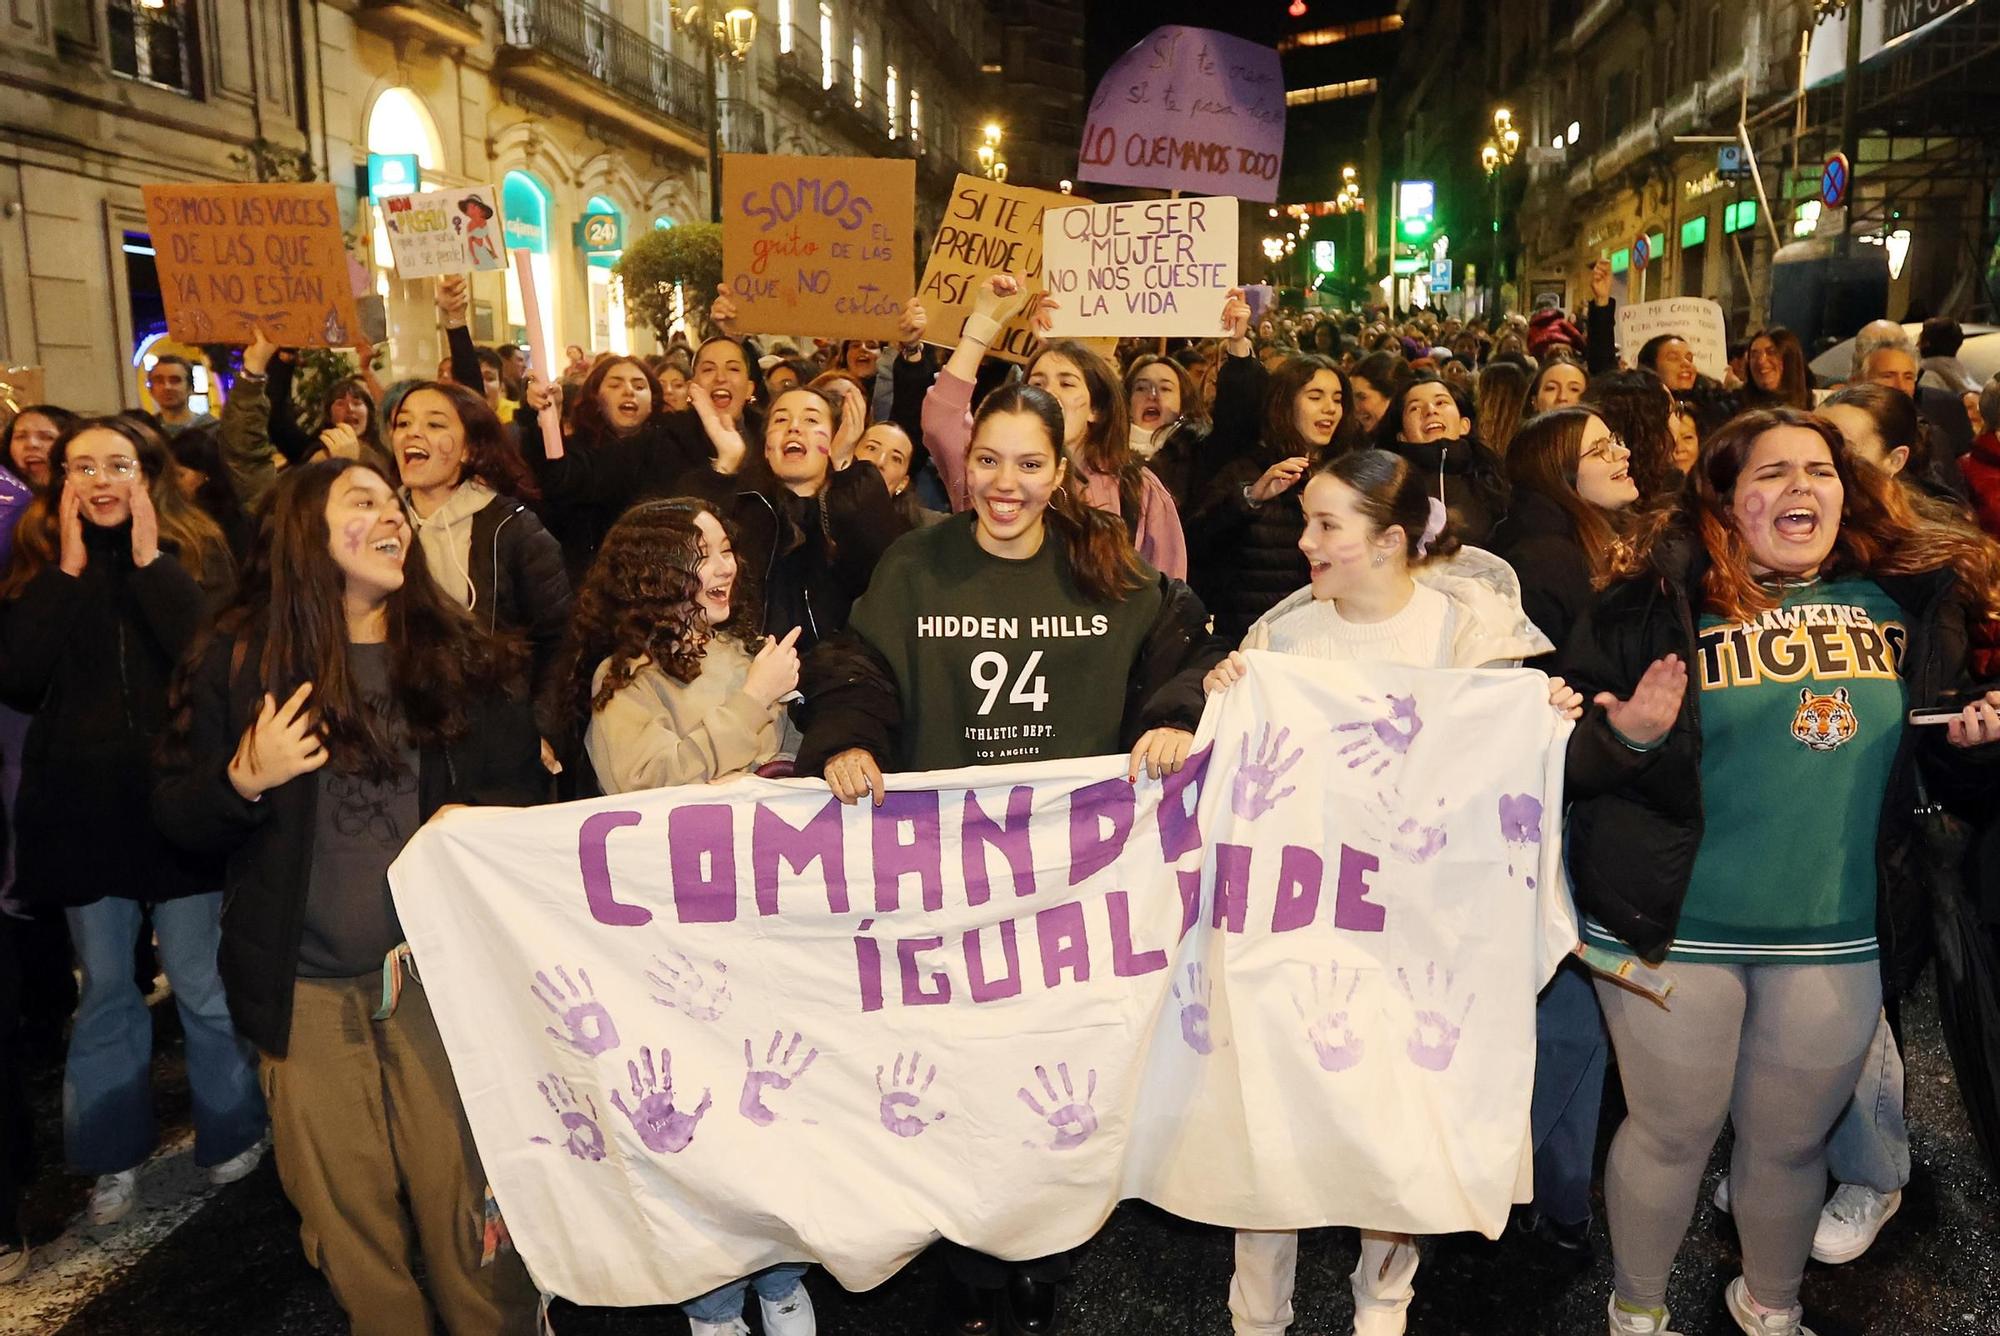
[1078,26,1286,203]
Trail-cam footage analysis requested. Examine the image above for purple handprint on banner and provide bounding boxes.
[1358,792,1449,865]
[646,949,733,1022]
[528,1073,607,1161]
[609,1045,711,1153]
[876,1050,946,1137]
[739,1030,819,1126]
[1396,962,1476,1072]
[1293,962,1366,1072]
[1335,694,1424,777]
[1231,725,1303,821]
[532,965,620,1057]
[1498,793,1545,890]
[1172,962,1215,1055]
[1018,1062,1100,1150]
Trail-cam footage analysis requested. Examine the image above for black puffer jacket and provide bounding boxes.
[676,460,909,656]
[1559,531,1983,995]
[1490,488,1600,670]
[795,572,1225,776]
[524,411,718,579]
[1187,458,1315,645]
[152,630,546,1056]
[465,495,571,731]
[0,531,223,907]
[1383,437,1510,548]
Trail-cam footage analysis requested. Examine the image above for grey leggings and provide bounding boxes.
[1595,961,1880,1311]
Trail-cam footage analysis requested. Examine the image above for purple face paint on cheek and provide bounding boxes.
[339,518,368,555]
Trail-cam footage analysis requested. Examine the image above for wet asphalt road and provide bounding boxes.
[13,971,1998,1336]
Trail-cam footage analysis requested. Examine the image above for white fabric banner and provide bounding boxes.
[390,654,1575,1306]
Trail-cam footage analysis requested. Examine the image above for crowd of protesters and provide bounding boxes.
[1,255,1998,1336]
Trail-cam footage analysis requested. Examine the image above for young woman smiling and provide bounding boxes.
[1488,407,1638,1266]
[1379,376,1510,547]
[1529,358,1590,414]
[391,381,570,748]
[680,384,909,654]
[0,417,257,1227]
[1189,353,1366,641]
[155,459,544,1335]
[798,383,1222,1336]
[1201,448,1578,1336]
[924,275,1189,577]
[1560,408,2000,1336]
[524,297,763,577]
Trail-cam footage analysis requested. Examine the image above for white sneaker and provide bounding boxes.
[1606,1294,1682,1335]
[685,1318,750,1336]
[1810,1184,1900,1264]
[0,1238,27,1284]
[759,1282,816,1335]
[1724,1276,1818,1335]
[207,1140,267,1187]
[88,1170,137,1225]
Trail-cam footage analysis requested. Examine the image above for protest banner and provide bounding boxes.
[391,655,1575,1305]
[918,174,1076,364]
[1079,26,1286,202]
[0,366,44,415]
[722,155,915,341]
[141,183,360,347]
[1041,197,1237,338]
[381,185,508,279]
[1615,297,1729,380]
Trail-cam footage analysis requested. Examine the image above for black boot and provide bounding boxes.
[1005,1270,1060,1336]
[943,1275,1001,1336]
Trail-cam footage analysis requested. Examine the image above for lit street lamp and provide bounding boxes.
[977,123,1007,182]
[676,2,758,223]
[1477,107,1519,314]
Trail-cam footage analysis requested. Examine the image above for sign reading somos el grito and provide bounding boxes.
[722,154,915,341]
[1041,197,1238,338]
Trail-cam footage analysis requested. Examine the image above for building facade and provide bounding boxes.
[0,0,1002,411]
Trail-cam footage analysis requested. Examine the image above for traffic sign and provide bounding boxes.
[1430,258,1453,291]
[1822,153,1851,208]
[1632,233,1650,272]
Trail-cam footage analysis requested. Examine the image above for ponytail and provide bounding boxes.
[1046,478,1147,603]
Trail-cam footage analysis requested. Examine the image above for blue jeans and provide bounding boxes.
[1529,958,1609,1229]
[682,1263,808,1324]
[64,894,264,1175]
[1825,1009,1910,1194]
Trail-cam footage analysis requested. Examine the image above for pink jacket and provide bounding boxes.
[919,369,1188,579]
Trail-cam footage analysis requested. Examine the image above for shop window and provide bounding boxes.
[108,0,200,95]
[1724,199,1758,234]
[584,195,630,357]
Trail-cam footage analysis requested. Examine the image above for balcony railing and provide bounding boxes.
[718,98,768,154]
[500,0,706,140]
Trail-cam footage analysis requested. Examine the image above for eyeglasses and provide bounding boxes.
[1582,434,1629,463]
[64,457,140,482]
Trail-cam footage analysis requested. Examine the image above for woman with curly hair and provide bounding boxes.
[154,458,543,1334]
[1561,408,2000,1336]
[557,498,804,803]
[1584,368,1681,504]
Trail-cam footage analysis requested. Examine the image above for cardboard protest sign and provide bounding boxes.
[1080,26,1286,202]
[0,367,44,415]
[1615,298,1729,380]
[381,185,508,279]
[1042,197,1237,338]
[918,174,1077,364]
[722,155,915,341]
[142,183,361,347]
[393,655,1575,1305]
